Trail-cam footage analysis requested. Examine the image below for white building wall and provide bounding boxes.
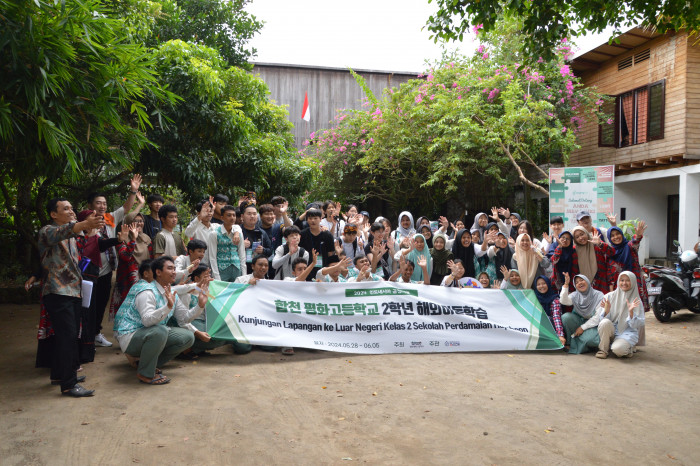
[614,165,700,262]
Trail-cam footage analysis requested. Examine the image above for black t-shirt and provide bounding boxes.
[300,228,335,281]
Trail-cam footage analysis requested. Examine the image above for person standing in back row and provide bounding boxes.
[85,174,143,348]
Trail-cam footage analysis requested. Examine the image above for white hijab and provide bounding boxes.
[396,211,415,240]
[599,271,643,334]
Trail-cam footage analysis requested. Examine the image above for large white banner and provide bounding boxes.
[205,280,562,354]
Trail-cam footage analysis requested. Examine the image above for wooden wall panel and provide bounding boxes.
[251,64,417,149]
[570,33,690,166]
[687,40,700,158]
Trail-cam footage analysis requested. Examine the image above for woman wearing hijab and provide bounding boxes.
[509,213,521,240]
[551,231,577,291]
[500,269,523,290]
[109,212,152,321]
[489,231,514,281]
[470,212,489,239]
[584,271,644,359]
[559,273,605,353]
[606,222,650,313]
[571,225,612,294]
[393,211,416,246]
[511,233,549,289]
[534,276,566,345]
[451,229,489,280]
[474,226,497,282]
[400,233,433,282]
[430,232,453,286]
[419,224,434,249]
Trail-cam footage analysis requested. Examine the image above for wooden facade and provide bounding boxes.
[570,29,700,172]
[251,63,418,149]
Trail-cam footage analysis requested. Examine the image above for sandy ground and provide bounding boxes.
[0,303,699,466]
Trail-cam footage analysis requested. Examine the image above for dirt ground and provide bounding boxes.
[0,303,698,466]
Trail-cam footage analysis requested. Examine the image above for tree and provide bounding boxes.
[0,0,176,256]
[149,0,262,68]
[303,17,609,213]
[137,39,315,204]
[427,0,700,61]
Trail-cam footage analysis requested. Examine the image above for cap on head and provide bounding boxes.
[576,210,591,221]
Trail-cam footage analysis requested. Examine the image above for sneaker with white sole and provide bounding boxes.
[95,333,113,347]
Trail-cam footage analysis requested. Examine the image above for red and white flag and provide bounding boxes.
[302,91,310,122]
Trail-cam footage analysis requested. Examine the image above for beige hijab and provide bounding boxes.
[124,212,151,265]
[572,226,597,282]
[513,233,541,289]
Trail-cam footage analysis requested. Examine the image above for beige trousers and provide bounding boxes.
[597,319,633,357]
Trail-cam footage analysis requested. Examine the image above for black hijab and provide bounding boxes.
[451,229,476,277]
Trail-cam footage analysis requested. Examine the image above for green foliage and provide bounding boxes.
[0,0,176,177]
[149,0,262,68]
[617,219,640,240]
[427,0,700,61]
[304,17,610,214]
[0,0,306,274]
[137,40,315,204]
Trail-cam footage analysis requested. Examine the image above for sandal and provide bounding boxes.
[139,374,171,385]
[595,350,608,359]
[281,347,295,356]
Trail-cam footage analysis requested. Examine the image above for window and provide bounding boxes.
[598,79,665,148]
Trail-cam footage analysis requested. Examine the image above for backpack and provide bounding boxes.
[274,245,307,280]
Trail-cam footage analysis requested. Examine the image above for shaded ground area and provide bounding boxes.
[1,303,698,465]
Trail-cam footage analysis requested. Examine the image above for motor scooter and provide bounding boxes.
[644,240,700,322]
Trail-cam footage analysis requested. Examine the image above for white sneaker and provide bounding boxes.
[95,333,113,347]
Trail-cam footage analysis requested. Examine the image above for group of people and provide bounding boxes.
[33,174,649,397]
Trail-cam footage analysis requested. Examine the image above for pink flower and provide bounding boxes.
[472,24,483,35]
[369,138,374,143]
[427,74,434,82]
[607,118,614,125]
[340,146,346,152]
[457,95,462,100]
[560,65,572,77]
[309,132,315,139]
[452,82,458,88]
[352,142,357,146]
[477,45,485,54]
[595,99,603,106]
[482,53,489,59]
[415,95,423,104]
[343,159,348,165]
[361,139,366,145]
[429,94,436,100]
[562,127,567,133]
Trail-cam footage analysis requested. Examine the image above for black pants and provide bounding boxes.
[93,272,113,334]
[43,294,81,391]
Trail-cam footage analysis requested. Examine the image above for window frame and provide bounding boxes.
[597,79,665,148]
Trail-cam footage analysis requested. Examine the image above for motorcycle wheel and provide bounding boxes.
[652,293,673,322]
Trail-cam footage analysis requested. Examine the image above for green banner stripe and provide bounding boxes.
[503,290,561,348]
[518,291,562,349]
[207,282,250,342]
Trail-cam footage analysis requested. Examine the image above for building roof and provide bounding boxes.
[571,27,663,73]
[251,62,421,77]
